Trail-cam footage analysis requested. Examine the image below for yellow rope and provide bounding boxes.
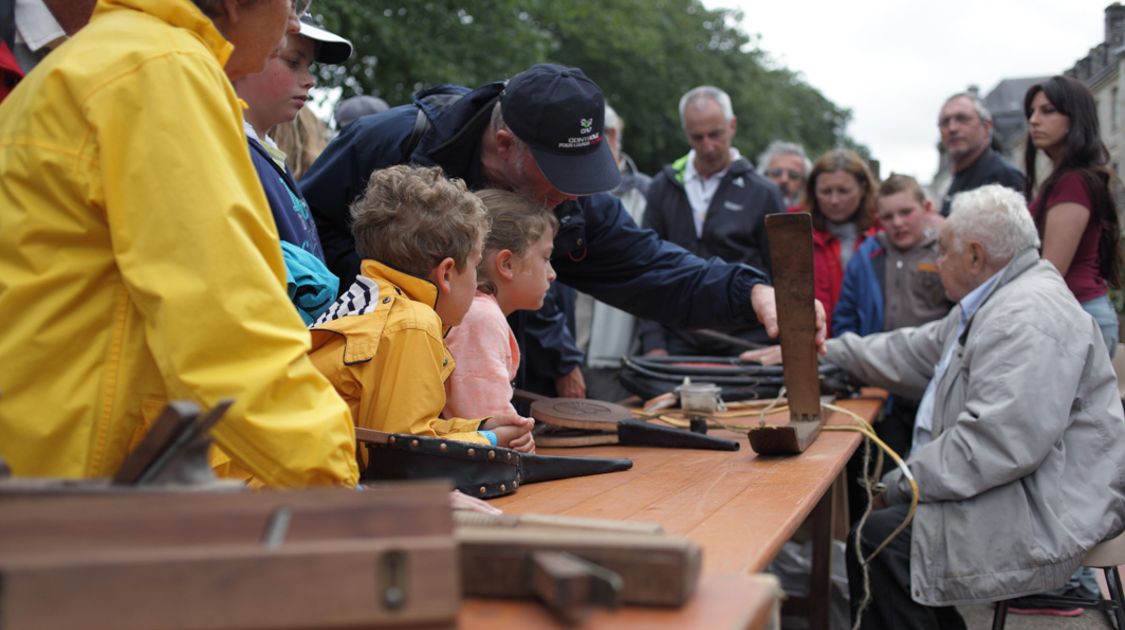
[643,396,919,565]
[821,402,919,630]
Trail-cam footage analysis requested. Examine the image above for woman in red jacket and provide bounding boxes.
[792,149,878,334]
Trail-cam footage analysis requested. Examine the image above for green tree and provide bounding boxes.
[309,0,866,173]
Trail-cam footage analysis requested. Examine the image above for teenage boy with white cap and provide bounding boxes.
[234,15,352,325]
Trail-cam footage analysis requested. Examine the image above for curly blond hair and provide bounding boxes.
[350,165,489,277]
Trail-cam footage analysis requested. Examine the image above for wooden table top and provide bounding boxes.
[461,573,781,630]
[486,396,880,575]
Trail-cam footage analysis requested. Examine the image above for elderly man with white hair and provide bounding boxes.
[823,184,1125,629]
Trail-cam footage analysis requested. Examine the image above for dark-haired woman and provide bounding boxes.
[1013,74,1121,612]
[1025,75,1122,357]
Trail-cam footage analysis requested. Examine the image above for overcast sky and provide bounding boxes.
[706,0,1115,185]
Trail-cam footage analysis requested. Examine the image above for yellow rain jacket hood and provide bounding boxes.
[309,260,488,467]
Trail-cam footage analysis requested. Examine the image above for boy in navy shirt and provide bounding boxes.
[234,16,352,323]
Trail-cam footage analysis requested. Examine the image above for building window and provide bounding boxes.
[1113,87,1119,132]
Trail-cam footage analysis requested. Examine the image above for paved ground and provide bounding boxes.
[959,603,1114,629]
[960,568,1119,629]
[778,566,1121,629]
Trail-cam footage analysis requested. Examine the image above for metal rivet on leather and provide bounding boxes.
[410,439,419,448]
[506,452,513,462]
[388,435,396,444]
[500,484,507,492]
[478,486,487,496]
[487,450,496,460]
[467,448,476,457]
[439,443,448,452]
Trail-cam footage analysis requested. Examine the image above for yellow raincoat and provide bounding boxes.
[309,260,488,463]
[0,0,358,487]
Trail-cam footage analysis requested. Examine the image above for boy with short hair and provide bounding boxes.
[833,174,951,338]
[833,173,953,460]
[233,16,352,323]
[308,165,530,456]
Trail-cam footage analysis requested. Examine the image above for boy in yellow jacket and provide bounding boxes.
[308,165,527,466]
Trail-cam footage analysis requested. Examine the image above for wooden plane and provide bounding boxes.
[748,213,825,455]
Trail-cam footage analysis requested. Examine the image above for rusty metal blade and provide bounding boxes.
[749,213,823,455]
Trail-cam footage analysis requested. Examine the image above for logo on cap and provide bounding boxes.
[560,118,600,150]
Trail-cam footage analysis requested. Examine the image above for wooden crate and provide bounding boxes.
[0,481,458,629]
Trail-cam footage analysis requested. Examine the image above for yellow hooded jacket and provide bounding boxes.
[309,260,488,464]
[0,0,358,487]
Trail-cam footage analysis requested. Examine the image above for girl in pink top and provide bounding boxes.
[444,190,559,453]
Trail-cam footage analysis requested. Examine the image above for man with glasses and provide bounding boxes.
[757,140,811,208]
[937,92,1024,216]
[638,85,785,357]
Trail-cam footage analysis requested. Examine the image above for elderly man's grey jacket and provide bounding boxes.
[827,249,1125,606]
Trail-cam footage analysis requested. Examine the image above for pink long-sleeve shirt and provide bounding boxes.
[444,292,529,426]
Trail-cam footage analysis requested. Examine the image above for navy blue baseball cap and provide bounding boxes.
[501,64,620,196]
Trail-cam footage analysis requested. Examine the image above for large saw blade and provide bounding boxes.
[748,213,824,455]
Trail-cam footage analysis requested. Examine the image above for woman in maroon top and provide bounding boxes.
[791,149,879,335]
[1024,76,1122,355]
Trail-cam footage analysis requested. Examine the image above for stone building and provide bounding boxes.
[1066,3,1125,179]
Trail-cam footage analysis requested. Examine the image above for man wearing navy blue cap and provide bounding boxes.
[301,63,825,397]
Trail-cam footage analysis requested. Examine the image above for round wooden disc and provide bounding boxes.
[530,398,634,430]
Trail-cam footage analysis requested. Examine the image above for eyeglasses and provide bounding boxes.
[938,113,977,129]
[290,0,311,16]
[767,168,803,181]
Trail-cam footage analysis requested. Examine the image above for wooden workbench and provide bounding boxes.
[460,395,883,629]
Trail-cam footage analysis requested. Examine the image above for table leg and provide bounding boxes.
[808,474,841,630]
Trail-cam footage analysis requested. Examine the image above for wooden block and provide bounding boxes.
[1,539,457,629]
[0,482,458,629]
[529,551,622,625]
[747,420,823,455]
[458,526,701,607]
[454,511,664,535]
[0,482,452,555]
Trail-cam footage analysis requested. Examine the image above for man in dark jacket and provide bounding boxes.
[938,92,1025,216]
[301,64,820,395]
[640,85,784,356]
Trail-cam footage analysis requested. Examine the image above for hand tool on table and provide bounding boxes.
[748,212,826,455]
[2,400,238,495]
[113,399,233,485]
[457,513,701,624]
[521,391,740,451]
[355,427,633,498]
